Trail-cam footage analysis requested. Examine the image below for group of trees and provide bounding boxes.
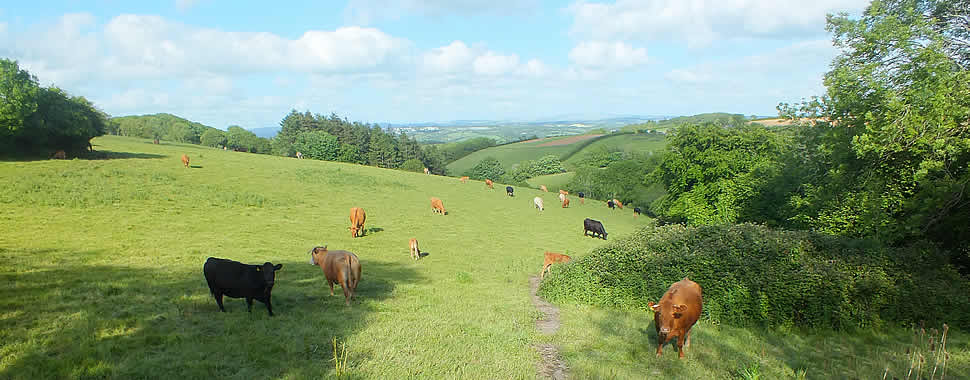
[462,154,568,185]
[0,59,108,155]
[111,114,272,153]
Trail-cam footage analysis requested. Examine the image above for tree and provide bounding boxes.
[293,131,340,161]
[200,129,227,147]
[399,158,425,173]
[368,128,399,168]
[463,157,505,181]
[0,59,40,141]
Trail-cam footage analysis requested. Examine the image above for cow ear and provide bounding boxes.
[673,304,688,313]
[648,302,659,312]
[274,264,283,271]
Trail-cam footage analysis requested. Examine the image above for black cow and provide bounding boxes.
[607,200,615,209]
[578,192,584,198]
[634,207,642,218]
[203,257,283,316]
[507,186,514,197]
[584,218,608,240]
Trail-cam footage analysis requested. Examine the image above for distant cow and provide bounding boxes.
[203,257,282,316]
[52,150,67,160]
[634,207,642,218]
[613,199,624,209]
[534,197,544,211]
[349,207,366,238]
[559,190,569,195]
[578,192,585,204]
[153,139,160,145]
[539,252,571,280]
[559,193,566,203]
[460,176,469,183]
[506,186,514,197]
[308,246,362,306]
[583,218,607,240]
[540,185,548,192]
[607,200,615,209]
[648,278,703,359]
[485,179,494,189]
[234,147,248,152]
[409,238,420,260]
[181,154,190,168]
[423,167,430,175]
[296,151,303,159]
[561,198,570,208]
[431,197,446,215]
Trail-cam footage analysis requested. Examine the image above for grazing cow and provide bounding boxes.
[578,192,585,204]
[559,190,569,196]
[296,151,303,159]
[583,218,607,240]
[506,186,514,197]
[539,252,572,280]
[153,138,160,145]
[607,200,615,210]
[203,257,282,316]
[308,246,362,306]
[430,197,446,215]
[181,154,190,168]
[561,198,570,208]
[485,179,494,189]
[648,278,703,359]
[423,167,430,175]
[534,197,544,211]
[460,176,469,183]
[559,193,566,203]
[349,207,366,238]
[613,199,624,209]
[234,147,248,152]
[634,207,642,218]
[52,150,67,159]
[540,185,548,192]
[409,238,420,260]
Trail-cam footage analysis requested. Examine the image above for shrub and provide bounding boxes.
[538,223,970,329]
[399,158,425,173]
[463,157,505,181]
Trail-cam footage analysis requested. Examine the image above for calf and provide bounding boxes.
[534,197,544,211]
[506,186,514,197]
[559,193,566,203]
[539,252,571,280]
[309,246,362,306]
[583,218,607,240]
[607,200,615,210]
[409,238,420,260]
[181,154,190,168]
[431,197,446,215]
[349,207,366,238]
[423,167,430,175]
[460,176,469,183]
[485,179,494,189]
[634,207,642,218]
[561,198,570,208]
[540,185,548,192]
[203,257,282,316]
[613,199,624,209]
[648,278,703,359]
[296,151,303,159]
[578,192,585,204]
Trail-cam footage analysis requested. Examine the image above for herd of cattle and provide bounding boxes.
[194,159,701,358]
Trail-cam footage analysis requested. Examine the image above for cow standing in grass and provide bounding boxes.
[578,192,585,204]
[409,238,420,260]
[607,200,615,210]
[539,252,571,280]
[634,207,642,218]
[460,176,469,183]
[349,207,366,238]
[431,197,446,215]
[507,186,514,197]
[485,179,494,189]
[181,154,190,168]
[561,198,570,208]
[534,197,544,211]
[203,257,282,316]
[308,246,361,306]
[424,167,430,175]
[583,218,607,240]
[648,278,703,359]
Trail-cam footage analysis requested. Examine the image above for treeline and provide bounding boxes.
[463,154,567,185]
[0,59,108,156]
[110,114,272,154]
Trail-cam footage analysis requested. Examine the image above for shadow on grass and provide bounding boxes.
[1,150,163,162]
[364,227,384,235]
[0,248,423,379]
[189,165,203,169]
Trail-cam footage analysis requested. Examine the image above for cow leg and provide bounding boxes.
[328,281,335,296]
[539,264,550,279]
[677,334,687,359]
[342,283,352,306]
[265,297,274,317]
[656,335,665,357]
[246,297,253,312]
[685,329,691,348]
[212,291,226,312]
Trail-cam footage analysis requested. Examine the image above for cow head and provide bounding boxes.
[309,246,327,265]
[257,262,283,288]
[648,301,690,336]
[349,225,359,237]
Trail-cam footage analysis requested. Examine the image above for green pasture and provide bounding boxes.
[445,136,581,176]
[561,133,667,168]
[526,172,575,192]
[2,135,966,379]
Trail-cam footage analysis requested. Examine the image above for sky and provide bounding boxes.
[0,0,871,129]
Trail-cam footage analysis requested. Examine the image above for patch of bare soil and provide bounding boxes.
[536,134,603,147]
[530,276,568,379]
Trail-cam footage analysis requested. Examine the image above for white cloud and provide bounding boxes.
[423,41,476,73]
[175,0,200,11]
[567,0,869,46]
[568,41,648,69]
[473,51,519,76]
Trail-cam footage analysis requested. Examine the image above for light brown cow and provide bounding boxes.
[648,278,703,359]
[349,207,366,238]
[559,190,569,195]
[558,193,566,203]
[308,246,362,306]
[460,176,469,183]
[539,252,571,280]
[181,154,190,168]
[52,150,67,159]
[561,198,570,208]
[430,197,446,215]
[485,179,494,189]
[540,185,548,192]
[534,196,544,211]
[612,199,624,209]
[409,238,420,260]
[423,167,430,175]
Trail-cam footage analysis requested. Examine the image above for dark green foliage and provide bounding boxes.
[226,126,270,153]
[507,155,567,182]
[293,131,340,161]
[463,157,505,181]
[200,129,227,148]
[399,158,425,173]
[538,224,970,329]
[567,152,664,209]
[112,113,212,144]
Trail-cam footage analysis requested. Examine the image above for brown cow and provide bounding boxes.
[430,197,446,215]
[423,167,430,175]
[485,179,494,189]
[349,207,366,238]
[409,238,420,260]
[52,150,67,159]
[181,154,190,168]
[539,252,571,280]
[648,277,703,359]
[559,190,569,195]
[540,185,548,192]
[561,198,570,208]
[460,176,469,183]
[558,193,566,203]
[613,199,624,209]
[308,246,361,306]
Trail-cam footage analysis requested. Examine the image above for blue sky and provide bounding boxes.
[0,0,870,129]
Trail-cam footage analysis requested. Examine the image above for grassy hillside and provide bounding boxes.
[562,133,666,168]
[526,172,575,191]
[445,136,587,175]
[0,135,647,379]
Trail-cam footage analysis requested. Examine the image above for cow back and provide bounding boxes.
[204,257,266,294]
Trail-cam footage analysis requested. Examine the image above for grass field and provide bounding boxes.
[561,133,667,168]
[2,135,967,379]
[445,136,584,176]
[526,172,575,192]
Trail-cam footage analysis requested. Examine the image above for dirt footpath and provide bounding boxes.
[530,276,568,379]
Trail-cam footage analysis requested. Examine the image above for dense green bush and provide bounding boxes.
[538,223,970,329]
[399,158,425,173]
[463,157,506,181]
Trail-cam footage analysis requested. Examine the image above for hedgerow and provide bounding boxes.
[537,223,970,329]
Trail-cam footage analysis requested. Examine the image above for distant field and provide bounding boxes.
[526,172,575,191]
[562,133,666,168]
[446,135,588,176]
